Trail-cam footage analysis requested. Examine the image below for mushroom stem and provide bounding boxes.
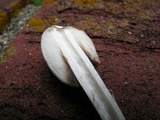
[55,28,125,120]
[41,26,125,120]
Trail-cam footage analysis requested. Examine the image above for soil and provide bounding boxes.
[0,0,160,120]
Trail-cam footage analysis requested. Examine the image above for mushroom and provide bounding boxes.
[41,25,125,120]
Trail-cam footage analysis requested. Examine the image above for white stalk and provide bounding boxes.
[41,26,125,120]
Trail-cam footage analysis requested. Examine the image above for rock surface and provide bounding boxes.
[0,4,39,58]
[0,0,33,32]
[0,0,160,119]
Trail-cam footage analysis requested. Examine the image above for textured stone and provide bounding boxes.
[0,0,33,32]
[0,0,160,120]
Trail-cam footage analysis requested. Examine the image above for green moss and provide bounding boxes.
[42,0,56,7]
[0,10,8,32]
[82,17,102,30]
[74,0,96,8]
[6,0,22,17]
[34,0,43,6]
[27,17,58,32]
[107,3,121,15]
[0,45,16,63]
[28,18,45,32]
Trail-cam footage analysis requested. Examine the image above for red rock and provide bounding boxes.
[0,0,160,119]
[0,0,33,32]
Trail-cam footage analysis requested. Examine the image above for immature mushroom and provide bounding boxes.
[41,25,125,120]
